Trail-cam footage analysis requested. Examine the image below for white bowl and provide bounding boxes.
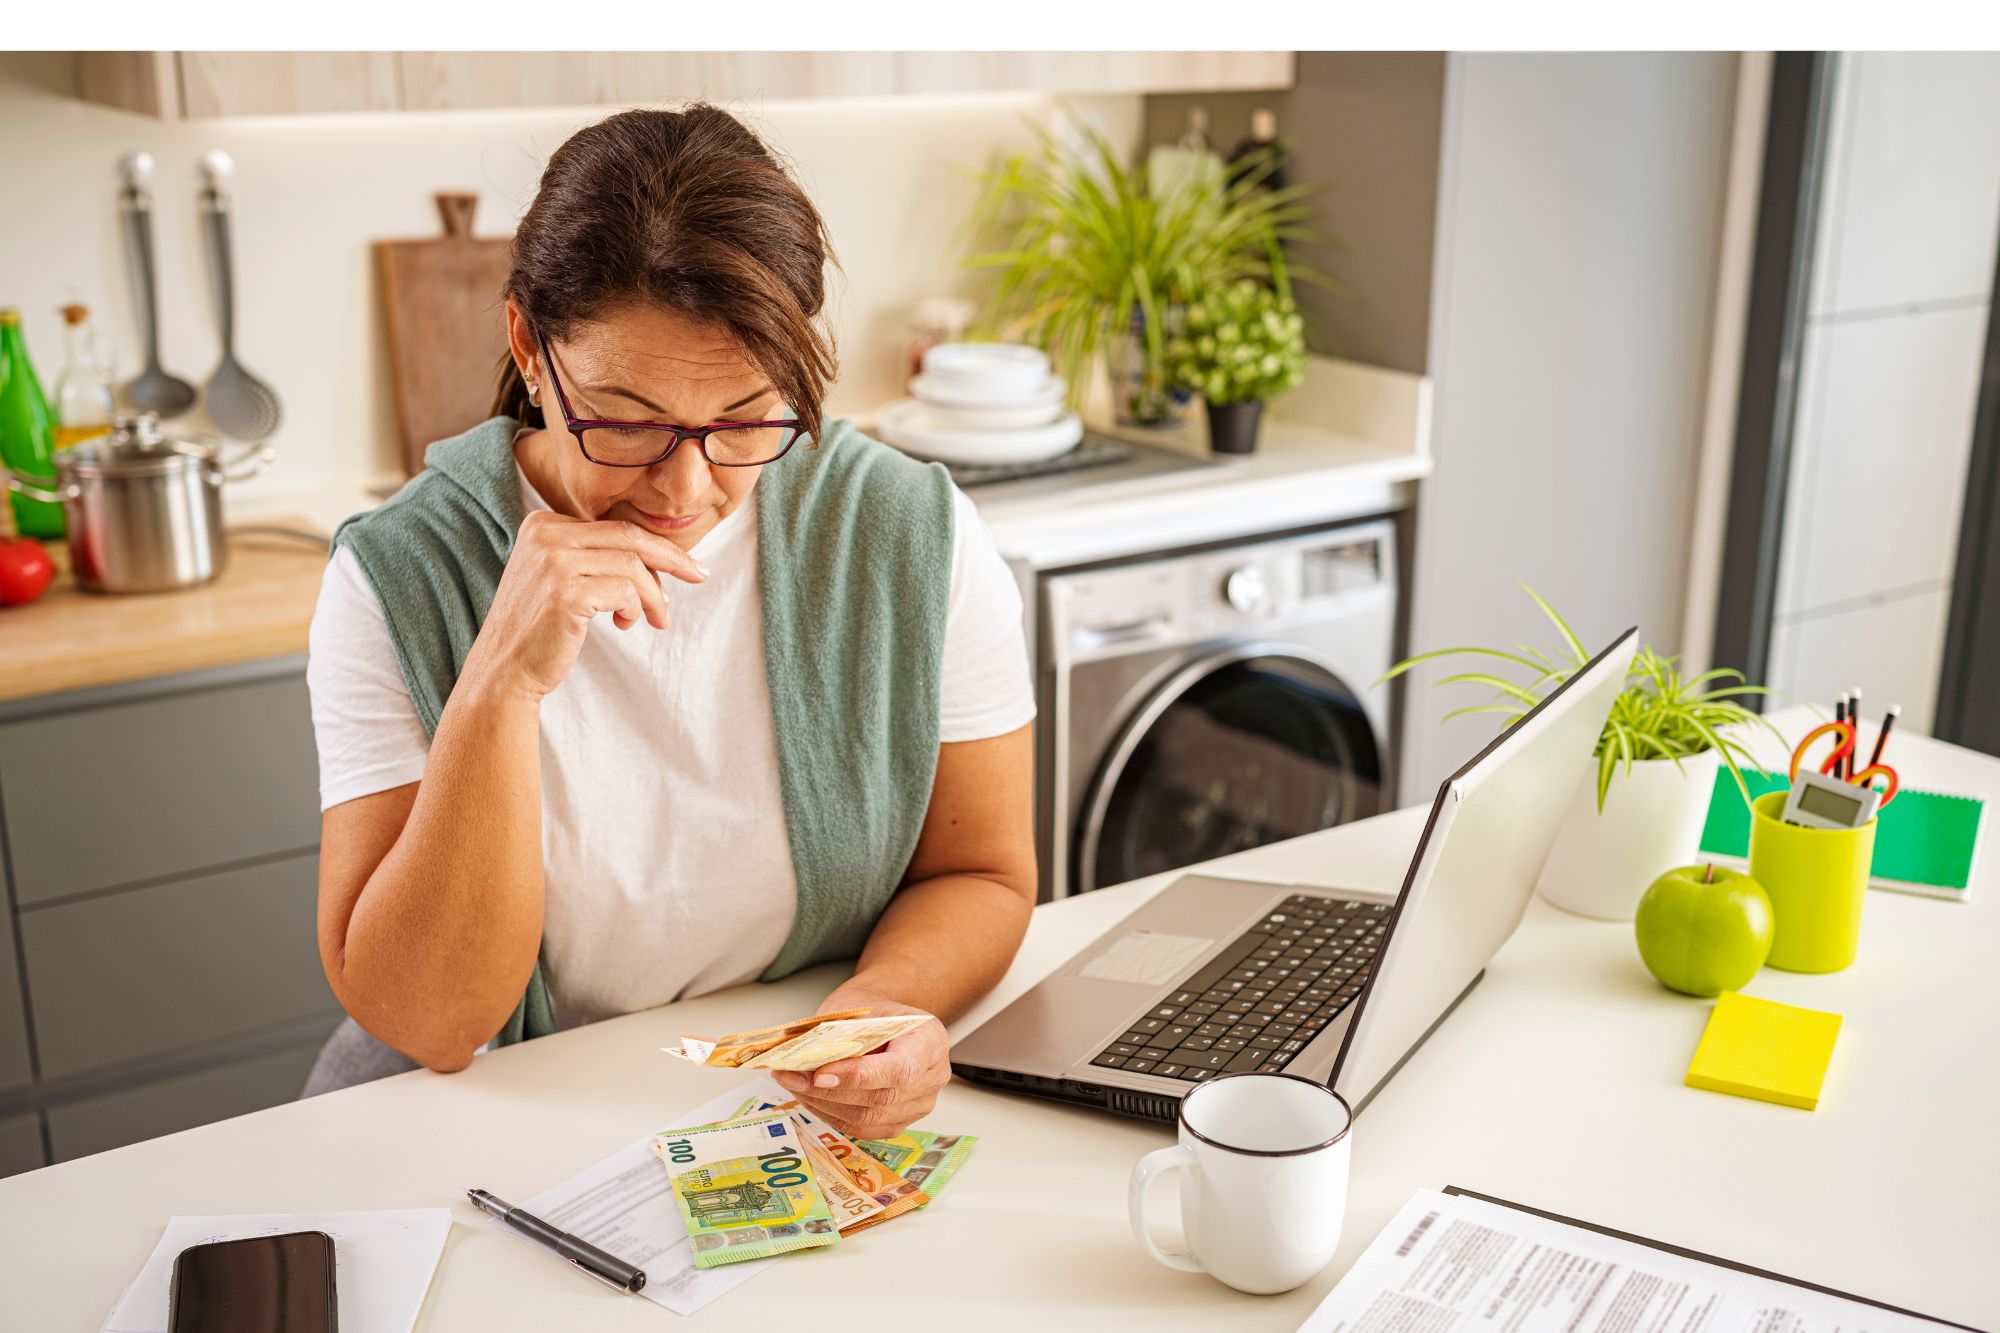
[877,399,1083,465]
[920,342,1052,400]
[911,372,1067,413]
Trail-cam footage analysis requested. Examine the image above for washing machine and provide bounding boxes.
[1035,518,1397,901]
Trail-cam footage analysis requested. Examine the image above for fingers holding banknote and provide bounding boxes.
[773,997,950,1139]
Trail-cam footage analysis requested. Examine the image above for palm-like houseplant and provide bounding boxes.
[1381,586,1786,919]
[962,116,1325,423]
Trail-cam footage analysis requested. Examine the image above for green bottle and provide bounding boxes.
[0,308,63,540]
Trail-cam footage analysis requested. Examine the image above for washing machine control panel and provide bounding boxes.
[1047,523,1393,664]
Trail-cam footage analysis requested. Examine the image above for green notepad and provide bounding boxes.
[1698,768,1985,901]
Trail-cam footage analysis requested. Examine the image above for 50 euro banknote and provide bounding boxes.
[662,1010,932,1071]
[651,1111,841,1268]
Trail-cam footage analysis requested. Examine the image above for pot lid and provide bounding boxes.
[60,413,216,478]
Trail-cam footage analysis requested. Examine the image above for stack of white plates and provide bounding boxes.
[878,342,1083,465]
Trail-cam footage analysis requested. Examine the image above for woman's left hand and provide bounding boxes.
[770,988,950,1140]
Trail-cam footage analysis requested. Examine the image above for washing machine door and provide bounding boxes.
[1077,648,1383,894]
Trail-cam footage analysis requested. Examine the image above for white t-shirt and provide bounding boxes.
[307,466,1034,1026]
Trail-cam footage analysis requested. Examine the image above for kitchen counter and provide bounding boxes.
[0,523,330,705]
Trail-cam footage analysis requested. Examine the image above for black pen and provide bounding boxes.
[468,1188,647,1293]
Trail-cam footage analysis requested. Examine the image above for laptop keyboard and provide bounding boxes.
[1087,894,1388,1084]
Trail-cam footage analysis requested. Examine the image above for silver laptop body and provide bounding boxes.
[953,628,1638,1122]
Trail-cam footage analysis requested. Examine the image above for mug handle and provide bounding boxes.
[1128,1144,1203,1273]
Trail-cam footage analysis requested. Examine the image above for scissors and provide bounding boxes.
[1789,720,1899,807]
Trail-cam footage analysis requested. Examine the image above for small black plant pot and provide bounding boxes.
[1206,398,1264,454]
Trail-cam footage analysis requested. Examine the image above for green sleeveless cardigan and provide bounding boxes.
[331,416,956,1046]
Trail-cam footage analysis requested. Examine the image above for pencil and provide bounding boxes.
[1835,694,1848,778]
[1867,703,1901,771]
[1849,686,1863,779]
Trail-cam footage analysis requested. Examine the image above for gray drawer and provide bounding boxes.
[0,889,31,1093]
[0,1111,45,1178]
[0,673,321,907]
[20,854,338,1081]
[48,1039,322,1163]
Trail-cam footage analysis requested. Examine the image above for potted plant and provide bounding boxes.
[1381,587,1783,920]
[1162,278,1307,454]
[962,116,1321,426]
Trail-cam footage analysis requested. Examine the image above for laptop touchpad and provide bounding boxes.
[1078,930,1214,985]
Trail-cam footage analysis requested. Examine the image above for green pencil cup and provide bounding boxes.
[1747,790,1875,973]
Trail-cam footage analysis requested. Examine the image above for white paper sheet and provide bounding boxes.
[1300,1189,1954,1333]
[100,1208,450,1333]
[514,1076,788,1316]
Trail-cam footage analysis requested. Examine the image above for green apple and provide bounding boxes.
[1634,863,1774,997]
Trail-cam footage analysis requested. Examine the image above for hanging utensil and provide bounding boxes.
[198,150,283,442]
[117,151,198,419]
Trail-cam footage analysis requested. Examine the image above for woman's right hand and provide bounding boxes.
[461,510,710,702]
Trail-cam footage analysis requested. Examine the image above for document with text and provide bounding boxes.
[1301,1188,1963,1333]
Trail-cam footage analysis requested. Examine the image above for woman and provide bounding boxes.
[303,105,1037,1140]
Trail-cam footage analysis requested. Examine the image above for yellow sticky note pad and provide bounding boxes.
[1685,992,1842,1110]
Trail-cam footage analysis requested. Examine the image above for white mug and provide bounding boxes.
[1127,1072,1353,1294]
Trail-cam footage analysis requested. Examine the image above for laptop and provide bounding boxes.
[953,627,1639,1122]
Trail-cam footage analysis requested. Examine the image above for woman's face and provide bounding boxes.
[507,300,782,550]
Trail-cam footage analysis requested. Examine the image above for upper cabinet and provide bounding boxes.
[73,51,1295,120]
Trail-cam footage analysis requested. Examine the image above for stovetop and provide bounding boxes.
[942,431,1214,499]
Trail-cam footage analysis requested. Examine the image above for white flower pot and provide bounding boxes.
[1536,749,1723,921]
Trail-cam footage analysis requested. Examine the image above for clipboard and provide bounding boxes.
[1443,1187,1979,1331]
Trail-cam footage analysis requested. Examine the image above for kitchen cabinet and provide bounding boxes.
[21,855,333,1083]
[0,1114,44,1176]
[46,1040,324,1164]
[0,885,31,1096]
[0,674,321,908]
[398,51,902,110]
[0,659,333,1177]
[896,51,1294,97]
[72,50,1295,120]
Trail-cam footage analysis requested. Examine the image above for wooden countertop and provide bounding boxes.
[0,522,331,704]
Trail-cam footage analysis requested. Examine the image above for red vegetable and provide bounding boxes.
[0,537,54,606]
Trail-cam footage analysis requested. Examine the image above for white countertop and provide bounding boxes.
[971,415,1430,570]
[2,710,1994,1328]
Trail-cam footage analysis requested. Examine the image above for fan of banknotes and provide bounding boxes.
[660,1007,936,1071]
[655,1008,977,1268]
[652,1090,978,1268]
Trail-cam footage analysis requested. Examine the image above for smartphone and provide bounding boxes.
[168,1230,338,1333]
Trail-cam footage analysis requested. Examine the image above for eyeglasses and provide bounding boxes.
[534,329,805,468]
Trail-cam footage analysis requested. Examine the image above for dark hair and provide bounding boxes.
[492,104,838,441]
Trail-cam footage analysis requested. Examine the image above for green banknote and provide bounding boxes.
[652,1112,842,1267]
[857,1130,978,1201]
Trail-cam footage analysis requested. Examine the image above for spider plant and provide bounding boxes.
[960,113,1330,410]
[1379,586,1787,811]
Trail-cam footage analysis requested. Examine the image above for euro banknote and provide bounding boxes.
[735,1097,929,1232]
[661,1007,874,1068]
[857,1129,979,1200]
[652,1111,841,1267]
[662,1010,931,1071]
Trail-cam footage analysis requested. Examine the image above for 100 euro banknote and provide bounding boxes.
[652,1111,841,1268]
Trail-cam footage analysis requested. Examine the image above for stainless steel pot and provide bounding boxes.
[3,414,272,593]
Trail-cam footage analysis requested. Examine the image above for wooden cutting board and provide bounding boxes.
[376,192,513,476]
